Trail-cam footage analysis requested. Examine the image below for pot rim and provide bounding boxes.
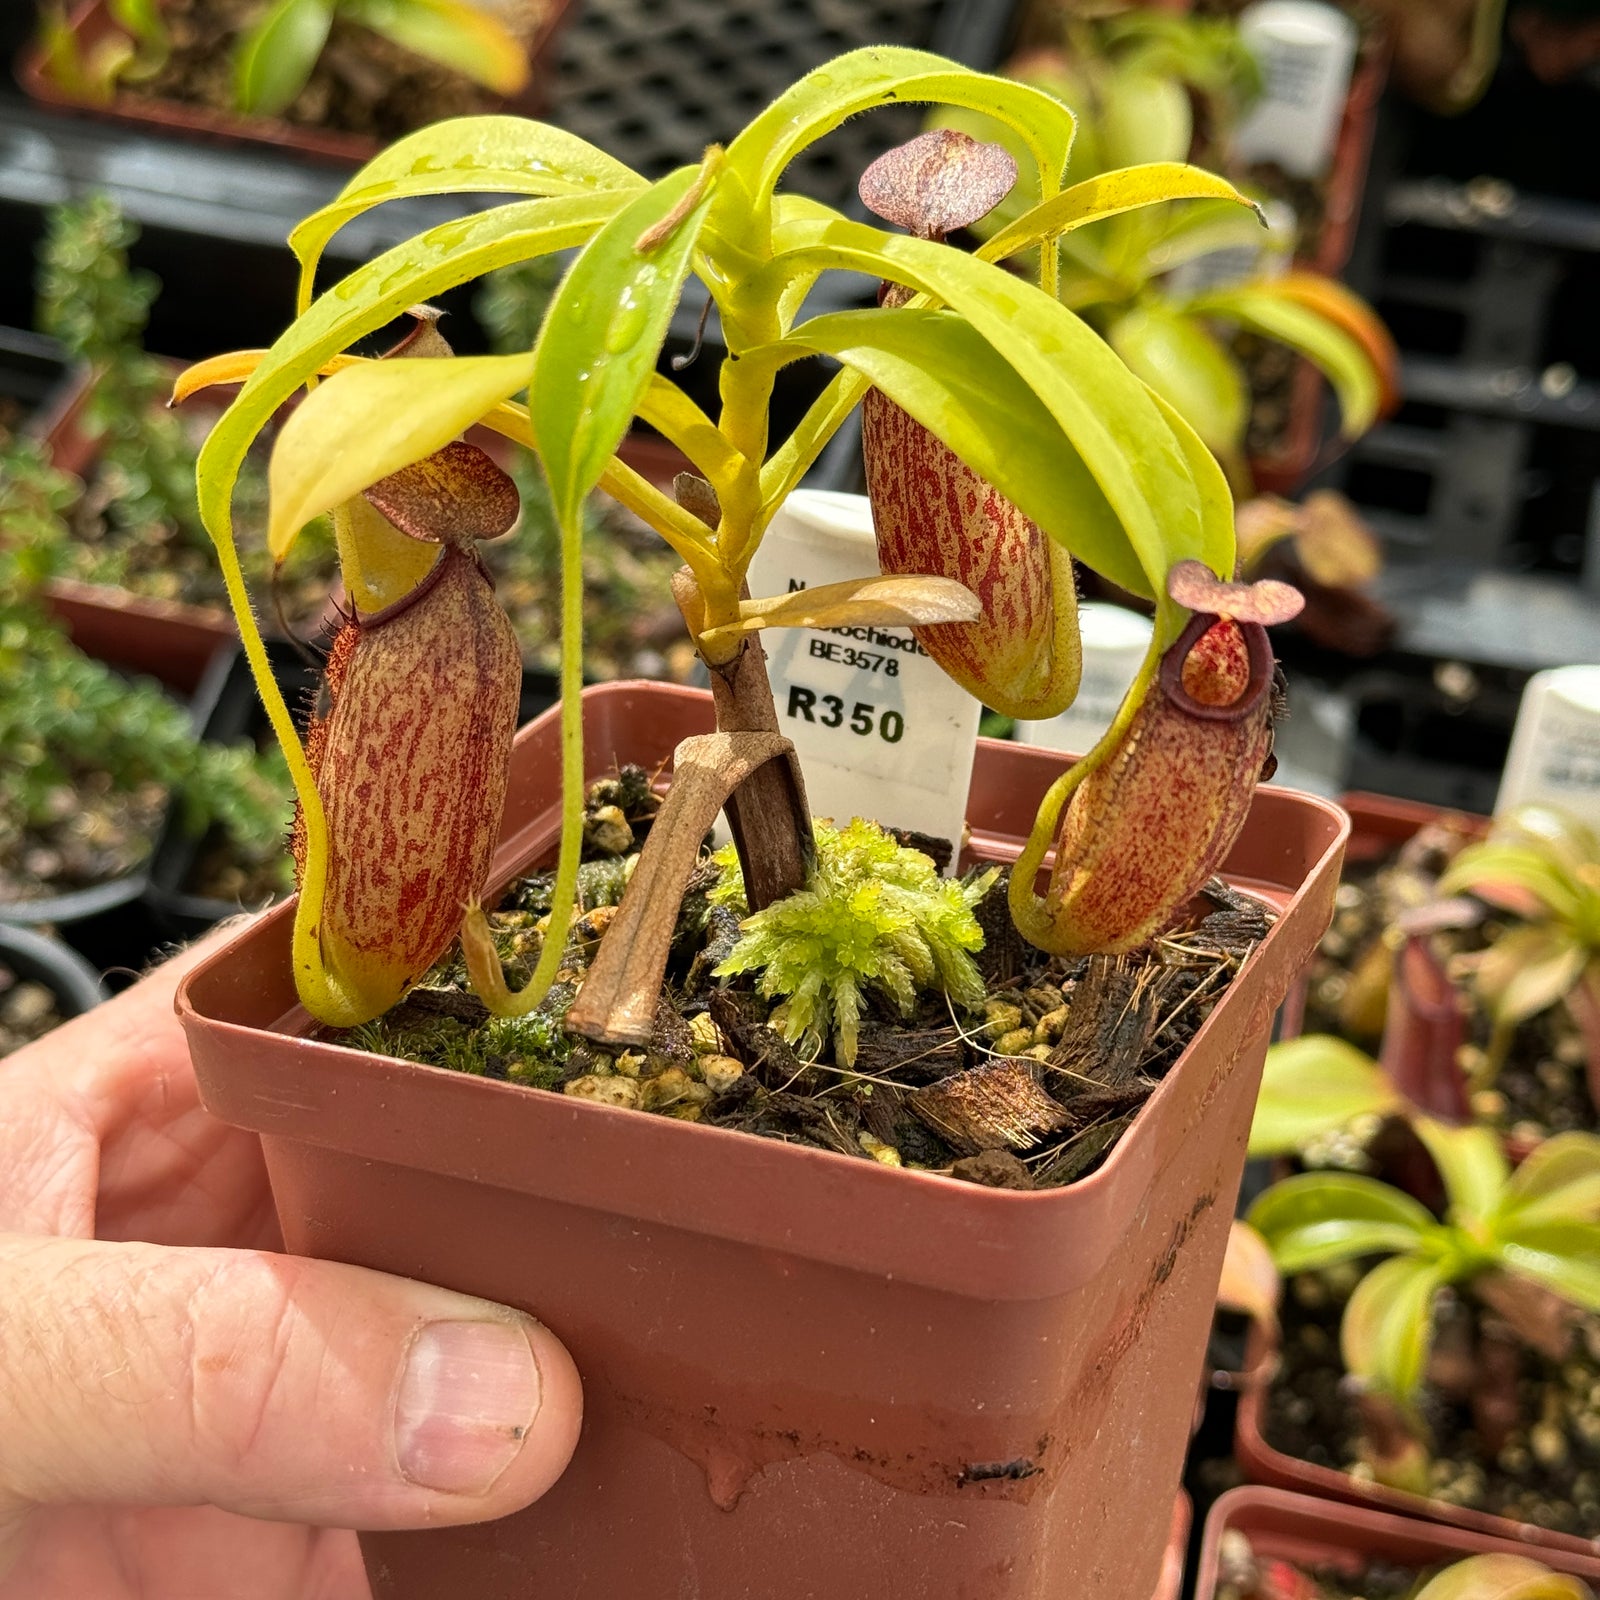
[1234,1319,1600,1555]
[1196,1484,1600,1594]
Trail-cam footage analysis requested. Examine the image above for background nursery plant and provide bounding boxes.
[1249,1119,1600,1536]
[0,438,293,904]
[34,0,531,136]
[187,46,1308,1076]
[926,12,1398,489]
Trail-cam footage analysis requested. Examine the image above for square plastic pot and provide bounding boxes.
[1248,35,1389,497]
[1194,1485,1600,1598]
[1275,790,1488,1040]
[178,682,1348,1600]
[1235,1319,1600,1557]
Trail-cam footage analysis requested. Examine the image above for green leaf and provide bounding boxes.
[1474,924,1589,1027]
[265,352,533,558]
[977,163,1260,267]
[232,0,334,117]
[725,48,1076,218]
[1248,1035,1402,1158]
[1499,1133,1600,1227]
[287,119,642,314]
[1341,1254,1452,1401]
[1139,196,1282,276]
[1098,67,1191,168]
[1413,1118,1509,1229]
[1248,1172,1435,1274]
[1440,841,1584,924]
[1182,282,1382,439]
[1493,1220,1600,1311]
[1107,305,1249,464]
[1415,1553,1595,1600]
[768,219,1230,610]
[342,0,528,94]
[107,0,169,74]
[197,193,617,549]
[530,161,720,532]
[764,305,1147,598]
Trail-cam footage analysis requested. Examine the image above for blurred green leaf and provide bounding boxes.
[1493,1220,1600,1312]
[1415,1553,1594,1600]
[342,0,529,94]
[1414,1118,1510,1230]
[1341,1253,1451,1400]
[1108,304,1248,464]
[1249,1035,1402,1158]
[1248,1172,1434,1273]
[1182,281,1381,440]
[233,0,335,117]
[1475,924,1588,1027]
[1498,1132,1600,1226]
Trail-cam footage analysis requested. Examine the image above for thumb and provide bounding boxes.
[0,1234,582,1573]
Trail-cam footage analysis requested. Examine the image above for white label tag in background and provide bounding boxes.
[1016,602,1153,760]
[746,489,981,867]
[1233,0,1358,180]
[1497,665,1600,831]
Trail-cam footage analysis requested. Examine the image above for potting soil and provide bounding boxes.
[327,764,1273,1191]
[1266,1268,1600,1539]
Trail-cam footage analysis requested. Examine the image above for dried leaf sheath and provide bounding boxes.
[303,546,520,1019]
[861,386,1082,720]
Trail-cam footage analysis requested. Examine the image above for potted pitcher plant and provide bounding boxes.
[173,48,1349,1600]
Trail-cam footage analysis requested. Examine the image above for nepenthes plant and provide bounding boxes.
[180,46,1306,1038]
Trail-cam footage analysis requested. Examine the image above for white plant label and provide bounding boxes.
[1233,1,1358,180]
[1497,665,1600,830]
[1016,603,1153,760]
[745,489,981,866]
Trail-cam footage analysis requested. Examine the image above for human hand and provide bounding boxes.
[0,928,582,1599]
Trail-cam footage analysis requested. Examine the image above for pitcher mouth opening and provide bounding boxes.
[1159,614,1274,725]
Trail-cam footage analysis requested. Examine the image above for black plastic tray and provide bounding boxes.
[0,921,109,1038]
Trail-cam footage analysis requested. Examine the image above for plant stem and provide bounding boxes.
[672,565,812,910]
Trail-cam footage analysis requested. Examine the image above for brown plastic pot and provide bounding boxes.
[1156,1491,1193,1600]
[1275,791,1488,1040]
[177,681,1348,1600]
[18,0,575,165]
[39,370,234,694]
[1249,35,1390,497]
[1235,1319,1600,1557]
[1195,1485,1600,1597]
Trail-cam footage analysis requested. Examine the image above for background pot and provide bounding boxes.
[1156,1491,1192,1600]
[1275,789,1488,1039]
[178,681,1347,1600]
[1194,1484,1600,1598]
[1235,1320,1600,1557]
[1249,32,1390,497]
[0,920,109,1023]
[17,0,578,165]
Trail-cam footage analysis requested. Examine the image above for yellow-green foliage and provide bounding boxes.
[711,818,997,1067]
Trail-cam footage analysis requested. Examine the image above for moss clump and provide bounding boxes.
[344,992,575,1089]
[710,818,997,1067]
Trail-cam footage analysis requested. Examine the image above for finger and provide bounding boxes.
[0,1235,583,1576]
[0,923,276,1248]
